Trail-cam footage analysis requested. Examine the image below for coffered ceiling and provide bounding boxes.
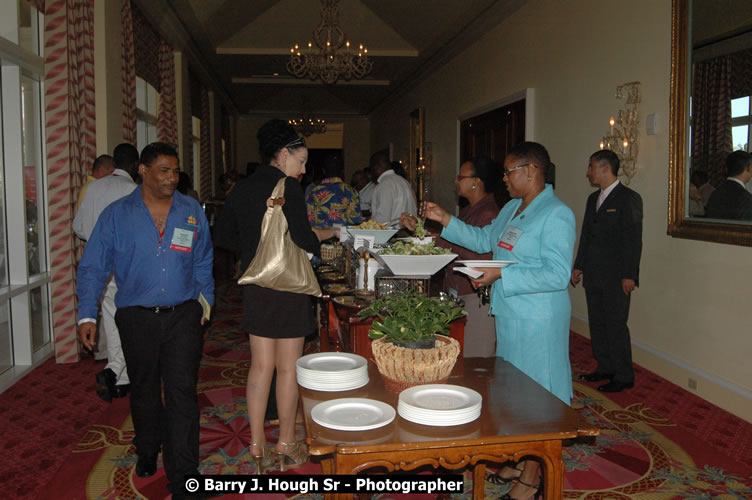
[136,0,524,117]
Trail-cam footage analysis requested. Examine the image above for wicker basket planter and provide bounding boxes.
[371,335,460,393]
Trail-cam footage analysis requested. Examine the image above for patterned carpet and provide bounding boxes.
[4,280,752,499]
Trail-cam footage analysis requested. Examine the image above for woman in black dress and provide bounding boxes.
[220,119,336,472]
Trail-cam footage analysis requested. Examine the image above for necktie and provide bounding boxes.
[596,190,606,211]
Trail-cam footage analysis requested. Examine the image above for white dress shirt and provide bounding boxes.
[371,169,417,227]
[597,179,620,211]
[359,182,375,211]
[73,168,137,240]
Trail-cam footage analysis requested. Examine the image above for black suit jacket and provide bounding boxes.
[574,183,643,289]
[705,179,752,220]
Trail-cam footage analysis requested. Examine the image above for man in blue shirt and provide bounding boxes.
[77,142,214,498]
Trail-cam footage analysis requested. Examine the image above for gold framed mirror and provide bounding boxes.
[668,0,752,246]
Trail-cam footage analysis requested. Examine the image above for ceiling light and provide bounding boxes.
[287,0,373,85]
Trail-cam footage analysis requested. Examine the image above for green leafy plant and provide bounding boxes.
[358,290,466,347]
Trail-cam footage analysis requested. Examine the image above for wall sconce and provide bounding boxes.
[599,81,641,183]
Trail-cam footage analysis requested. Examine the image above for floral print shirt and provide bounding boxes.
[305,177,363,228]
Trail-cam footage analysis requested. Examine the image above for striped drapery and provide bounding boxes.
[222,108,232,174]
[199,87,211,200]
[120,0,136,144]
[44,0,96,362]
[692,56,732,186]
[157,40,177,146]
[214,103,223,193]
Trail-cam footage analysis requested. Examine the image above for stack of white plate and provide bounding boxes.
[398,384,482,426]
[296,352,368,392]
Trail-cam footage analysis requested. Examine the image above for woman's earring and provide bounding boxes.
[471,185,477,190]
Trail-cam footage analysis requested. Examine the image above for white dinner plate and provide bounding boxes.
[297,353,367,373]
[311,398,396,431]
[399,384,482,412]
[455,260,517,268]
[298,377,369,392]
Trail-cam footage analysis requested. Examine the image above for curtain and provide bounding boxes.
[44,0,96,362]
[132,3,160,90]
[222,108,232,174]
[120,0,136,144]
[199,87,211,200]
[691,56,732,186]
[157,40,177,146]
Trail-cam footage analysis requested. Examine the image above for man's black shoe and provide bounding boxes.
[111,384,130,398]
[597,380,634,393]
[95,368,117,403]
[135,454,158,478]
[579,371,614,383]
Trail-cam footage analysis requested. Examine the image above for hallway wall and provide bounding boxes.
[370,0,752,421]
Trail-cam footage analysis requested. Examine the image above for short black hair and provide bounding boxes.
[92,154,114,174]
[257,119,305,165]
[465,157,499,193]
[113,143,139,170]
[590,149,620,176]
[369,151,391,174]
[726,150,751,177]
[323,154,343,178]
[140,142,178,167]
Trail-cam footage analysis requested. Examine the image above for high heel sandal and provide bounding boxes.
[500,478,542,500]
[276,440,309,471]
[487,463,524,485]
[250,443,275,474]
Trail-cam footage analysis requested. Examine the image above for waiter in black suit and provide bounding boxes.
[571,149,643,393]
[705,150,752,220]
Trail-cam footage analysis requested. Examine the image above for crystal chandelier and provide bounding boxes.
[287,0,373,85]
[288,112,327,137]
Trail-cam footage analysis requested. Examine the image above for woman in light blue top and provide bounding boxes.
[422,142,575,500]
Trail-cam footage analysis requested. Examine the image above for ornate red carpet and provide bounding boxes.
[2,281,751,499]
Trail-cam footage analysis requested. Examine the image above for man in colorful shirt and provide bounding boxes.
[305,154,362,228]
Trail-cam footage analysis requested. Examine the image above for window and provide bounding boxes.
[731,96,750,152]
[136,76,159,151]
[0,1,52,386]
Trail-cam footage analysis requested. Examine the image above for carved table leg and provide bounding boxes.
[473,462,487,500]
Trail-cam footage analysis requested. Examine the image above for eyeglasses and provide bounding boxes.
[456,174,476,181]
[502,163,531,176]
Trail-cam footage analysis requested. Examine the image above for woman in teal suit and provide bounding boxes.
[423,142,575,500]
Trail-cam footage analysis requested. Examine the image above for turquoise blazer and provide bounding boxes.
[442,185,576,404]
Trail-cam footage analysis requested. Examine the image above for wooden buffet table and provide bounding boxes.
[300,357,598,500]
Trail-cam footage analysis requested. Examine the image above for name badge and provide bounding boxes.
[498,226,523,251]
[170,228,195,252]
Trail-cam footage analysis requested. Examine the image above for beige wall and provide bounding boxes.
[370,0,752,421]
[236,116,371,182]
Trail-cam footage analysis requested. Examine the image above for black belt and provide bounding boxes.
[135,302,188,314]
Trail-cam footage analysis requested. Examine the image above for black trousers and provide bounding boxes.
[585,286,634,384]
[115,300,203,493]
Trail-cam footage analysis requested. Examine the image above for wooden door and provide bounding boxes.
[460,99,526,207]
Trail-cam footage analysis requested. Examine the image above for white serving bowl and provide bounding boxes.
[372,252,458,276]
[346,228,398,246]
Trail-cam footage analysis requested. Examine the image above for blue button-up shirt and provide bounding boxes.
[77,186,214,320]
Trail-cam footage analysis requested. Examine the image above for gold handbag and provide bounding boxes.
[238,177,322,297]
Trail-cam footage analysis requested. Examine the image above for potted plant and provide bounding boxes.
[358,290,466,348]
[358,291,466,392]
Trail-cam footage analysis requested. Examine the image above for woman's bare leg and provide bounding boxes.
[247,334,276,455]
[505,459,540,499]
[274,337,305,450]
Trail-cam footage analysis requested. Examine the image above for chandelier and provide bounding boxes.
[287,0,373,85]
[288,112,327,137]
